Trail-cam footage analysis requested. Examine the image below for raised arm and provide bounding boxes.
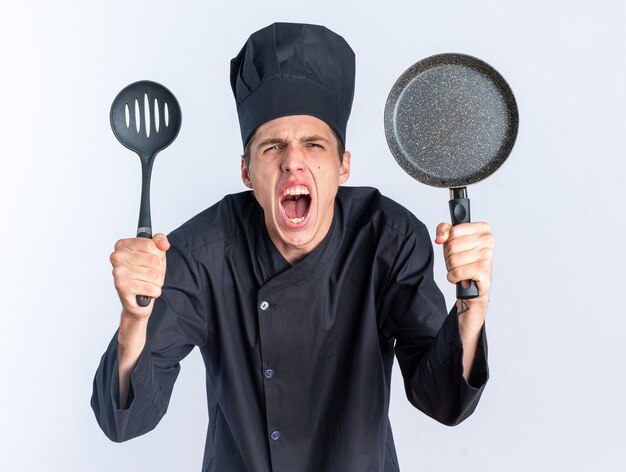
[435,221,494,381]
[92,233,206,442]
[380,220,490,426]
[110,234,170,408]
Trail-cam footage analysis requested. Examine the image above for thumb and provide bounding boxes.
[434,223,452,245]
[152,233,171,252]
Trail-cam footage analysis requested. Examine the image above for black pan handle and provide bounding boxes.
[448,187,479,300]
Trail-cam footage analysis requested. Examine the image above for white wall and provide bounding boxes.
[1,0,624,470]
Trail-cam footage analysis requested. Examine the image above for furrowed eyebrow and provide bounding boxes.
[299,135,329,144]
[256,137,288,148]
[255,135,329,149]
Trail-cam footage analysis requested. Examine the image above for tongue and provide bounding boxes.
[282,196,310,219]
[296,196,309,217]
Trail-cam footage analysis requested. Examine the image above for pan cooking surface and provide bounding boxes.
[385,54,518,188]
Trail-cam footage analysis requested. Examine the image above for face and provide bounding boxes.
[241,115,351,264]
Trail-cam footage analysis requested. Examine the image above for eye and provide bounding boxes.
[306,143,323,149]
[263,144,283,153]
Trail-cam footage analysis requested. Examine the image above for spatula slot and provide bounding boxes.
[164,102,169,127]
[154,98,160,133]
[144,93,151,138]
[125,103,130,128]
[134,98,141,133]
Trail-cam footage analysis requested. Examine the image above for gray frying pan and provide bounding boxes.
[384,53,518,299]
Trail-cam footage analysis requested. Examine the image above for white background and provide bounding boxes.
[2,0,625,470]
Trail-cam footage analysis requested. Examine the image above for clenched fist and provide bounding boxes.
[435,222,494,330]
[109,233,170,320]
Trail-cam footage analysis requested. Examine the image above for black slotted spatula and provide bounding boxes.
[110,80,182,307]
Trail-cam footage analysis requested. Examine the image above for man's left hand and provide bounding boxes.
[435,221,494,331]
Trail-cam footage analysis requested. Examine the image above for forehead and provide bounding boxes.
[252,115,336,144]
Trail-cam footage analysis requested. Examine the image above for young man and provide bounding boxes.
[92,22,493,471]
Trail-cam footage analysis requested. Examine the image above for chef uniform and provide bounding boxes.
[92,23,489,472]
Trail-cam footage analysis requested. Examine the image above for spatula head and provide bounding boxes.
[110,80,182,164]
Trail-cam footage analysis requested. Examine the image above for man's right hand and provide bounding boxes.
[110,233,170,320]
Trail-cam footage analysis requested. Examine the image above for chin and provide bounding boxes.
[278,221,316,247]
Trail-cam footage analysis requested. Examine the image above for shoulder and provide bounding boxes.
[337,186,428,239]
[167,191,259,253]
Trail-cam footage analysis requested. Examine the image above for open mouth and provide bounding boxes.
[280,185,311,225]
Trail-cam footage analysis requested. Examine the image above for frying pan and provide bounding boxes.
[384,53,518,299]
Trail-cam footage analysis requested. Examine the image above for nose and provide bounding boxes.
[281,145,305,173]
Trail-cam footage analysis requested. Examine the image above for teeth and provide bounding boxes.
[283,186,309,196]
[288,216,305,224]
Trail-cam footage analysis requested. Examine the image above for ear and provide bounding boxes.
[241,159,253,189]
[338,151,351,185]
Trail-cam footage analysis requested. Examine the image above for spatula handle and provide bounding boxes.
[135,161,153,308]
[135,230,152,308]
[449,187,479,300]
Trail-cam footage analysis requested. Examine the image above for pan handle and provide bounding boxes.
[448,188,480,300]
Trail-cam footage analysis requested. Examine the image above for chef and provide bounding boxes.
[92,22,493,471]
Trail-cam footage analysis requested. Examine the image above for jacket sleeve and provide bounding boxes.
[91,239,208,442]
[379,221,489,426]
